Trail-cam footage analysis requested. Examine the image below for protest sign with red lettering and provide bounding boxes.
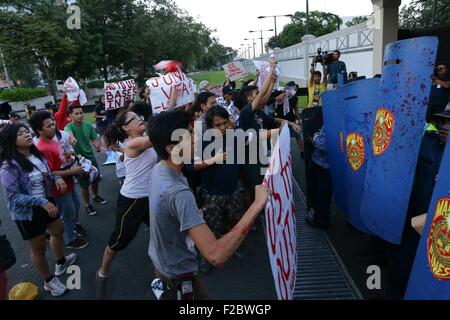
[64,77,80,102]
[263,124,297,300]
[146,70,195,114]
[104,79,137,111]
[253,59,282,90]
[222,61,248,81]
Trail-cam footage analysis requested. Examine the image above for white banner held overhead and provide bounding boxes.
[222,61,248,81]
[253,60,282,90]
[263,124,296,300]
[146,70,195,114]
[104,79,137,111]
[64,77,80,102]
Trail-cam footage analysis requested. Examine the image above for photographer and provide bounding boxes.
[426,62,450,123]
[325,50,347,89]
[308,58,328,108]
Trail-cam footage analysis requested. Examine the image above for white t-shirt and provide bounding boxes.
[27,155,48,198]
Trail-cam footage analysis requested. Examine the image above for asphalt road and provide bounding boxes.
[0,153,276,300]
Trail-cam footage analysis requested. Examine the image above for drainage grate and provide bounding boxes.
[292,178,363,300]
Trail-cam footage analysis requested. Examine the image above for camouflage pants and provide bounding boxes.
[201,189,245,237]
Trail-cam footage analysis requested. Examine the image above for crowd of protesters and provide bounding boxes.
[0,51,448,300]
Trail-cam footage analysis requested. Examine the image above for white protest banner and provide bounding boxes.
[253,60,270,89]
[222,61,248,81]
[104,79,137,111]
[64,77,80,102]
[253,59,282,90]
[146,70,195,114]
[263,124,296,300]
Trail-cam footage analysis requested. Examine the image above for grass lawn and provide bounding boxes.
[192,70,309,109]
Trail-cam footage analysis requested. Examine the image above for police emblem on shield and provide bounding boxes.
[346,132,364,171]
[427,197,450,281]
[372,107,395,156]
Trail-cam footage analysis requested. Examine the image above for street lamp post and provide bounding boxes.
[257,14,293,37]
[244,38,257,58]
[306,0,309,35]
[249,29,274,56]
[322,13,341,31]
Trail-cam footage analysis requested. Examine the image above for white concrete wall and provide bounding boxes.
[242,21,375,87]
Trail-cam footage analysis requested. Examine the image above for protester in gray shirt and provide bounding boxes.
[147,111,269,300]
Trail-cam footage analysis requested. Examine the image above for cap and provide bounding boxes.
[434,109,450,120]
[222,86,234,95]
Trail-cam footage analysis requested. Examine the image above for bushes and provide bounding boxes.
[0,87,48,102]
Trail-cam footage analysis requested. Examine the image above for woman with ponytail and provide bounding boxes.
[95,108,157,300]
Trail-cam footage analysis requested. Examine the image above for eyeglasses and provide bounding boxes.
[125,115,144,125]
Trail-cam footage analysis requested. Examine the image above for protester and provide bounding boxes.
[54,89,77,131]
[193,92,216,132]
[95,109,156,300]
[147,110,269,300]
[64,104,107,216]
[29,111,88,249]
[305,126,333,229]
[94,96,108,137]
[187,106,244,273]
[0,124,77,296]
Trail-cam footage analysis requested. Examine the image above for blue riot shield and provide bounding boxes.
[322,89,349,215]
[340,78,380,233]
[359,37,438,244]
[405,139,450,300]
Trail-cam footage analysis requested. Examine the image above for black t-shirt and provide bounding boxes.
[200,135,240,196]
[429,74,450,106]
[239,104,276,131]
[94,103,108,127]
[275,98,297,123]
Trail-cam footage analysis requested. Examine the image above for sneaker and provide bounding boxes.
[86,205,97,216]
[305,215,327,229]
[44,276,67,297]
[66,238,89,250]
[55,253,77,276]
[95,271,108,300]
[74,224,87,237]
[92,195,107,205]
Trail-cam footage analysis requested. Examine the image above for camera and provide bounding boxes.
[315,48,334,65]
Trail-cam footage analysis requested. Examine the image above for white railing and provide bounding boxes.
[242,20,375,86]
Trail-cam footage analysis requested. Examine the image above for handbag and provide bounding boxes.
[30,161,55,198]
[0,235,16,273]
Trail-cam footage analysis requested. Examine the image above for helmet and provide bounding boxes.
[8,282,39,300]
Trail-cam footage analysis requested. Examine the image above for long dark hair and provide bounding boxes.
[103,109,131,148]
[0,124,45,172]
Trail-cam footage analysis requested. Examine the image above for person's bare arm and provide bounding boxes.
[191,151,227,171]
[252,60,276,111]
[189,185,268,267]
[125,136,153,158]
[310,59,316,85]
[322,63,328,84]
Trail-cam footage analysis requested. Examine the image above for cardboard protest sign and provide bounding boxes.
[222,61,248,81]
[359,37,438,244]
[263,124,296,300]
[64,77,80,102]
[104,79,137,111]
[147,70,195,114]
[405,139,450,300]
[253,60,270,89]
[253,60,282,90]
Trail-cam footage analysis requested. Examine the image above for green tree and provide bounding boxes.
[0,0,77,96]
[346,16,368,27]
[267,11,342,49]
[400,0,450,29]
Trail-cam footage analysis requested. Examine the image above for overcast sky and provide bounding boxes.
[174,0,412,51]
